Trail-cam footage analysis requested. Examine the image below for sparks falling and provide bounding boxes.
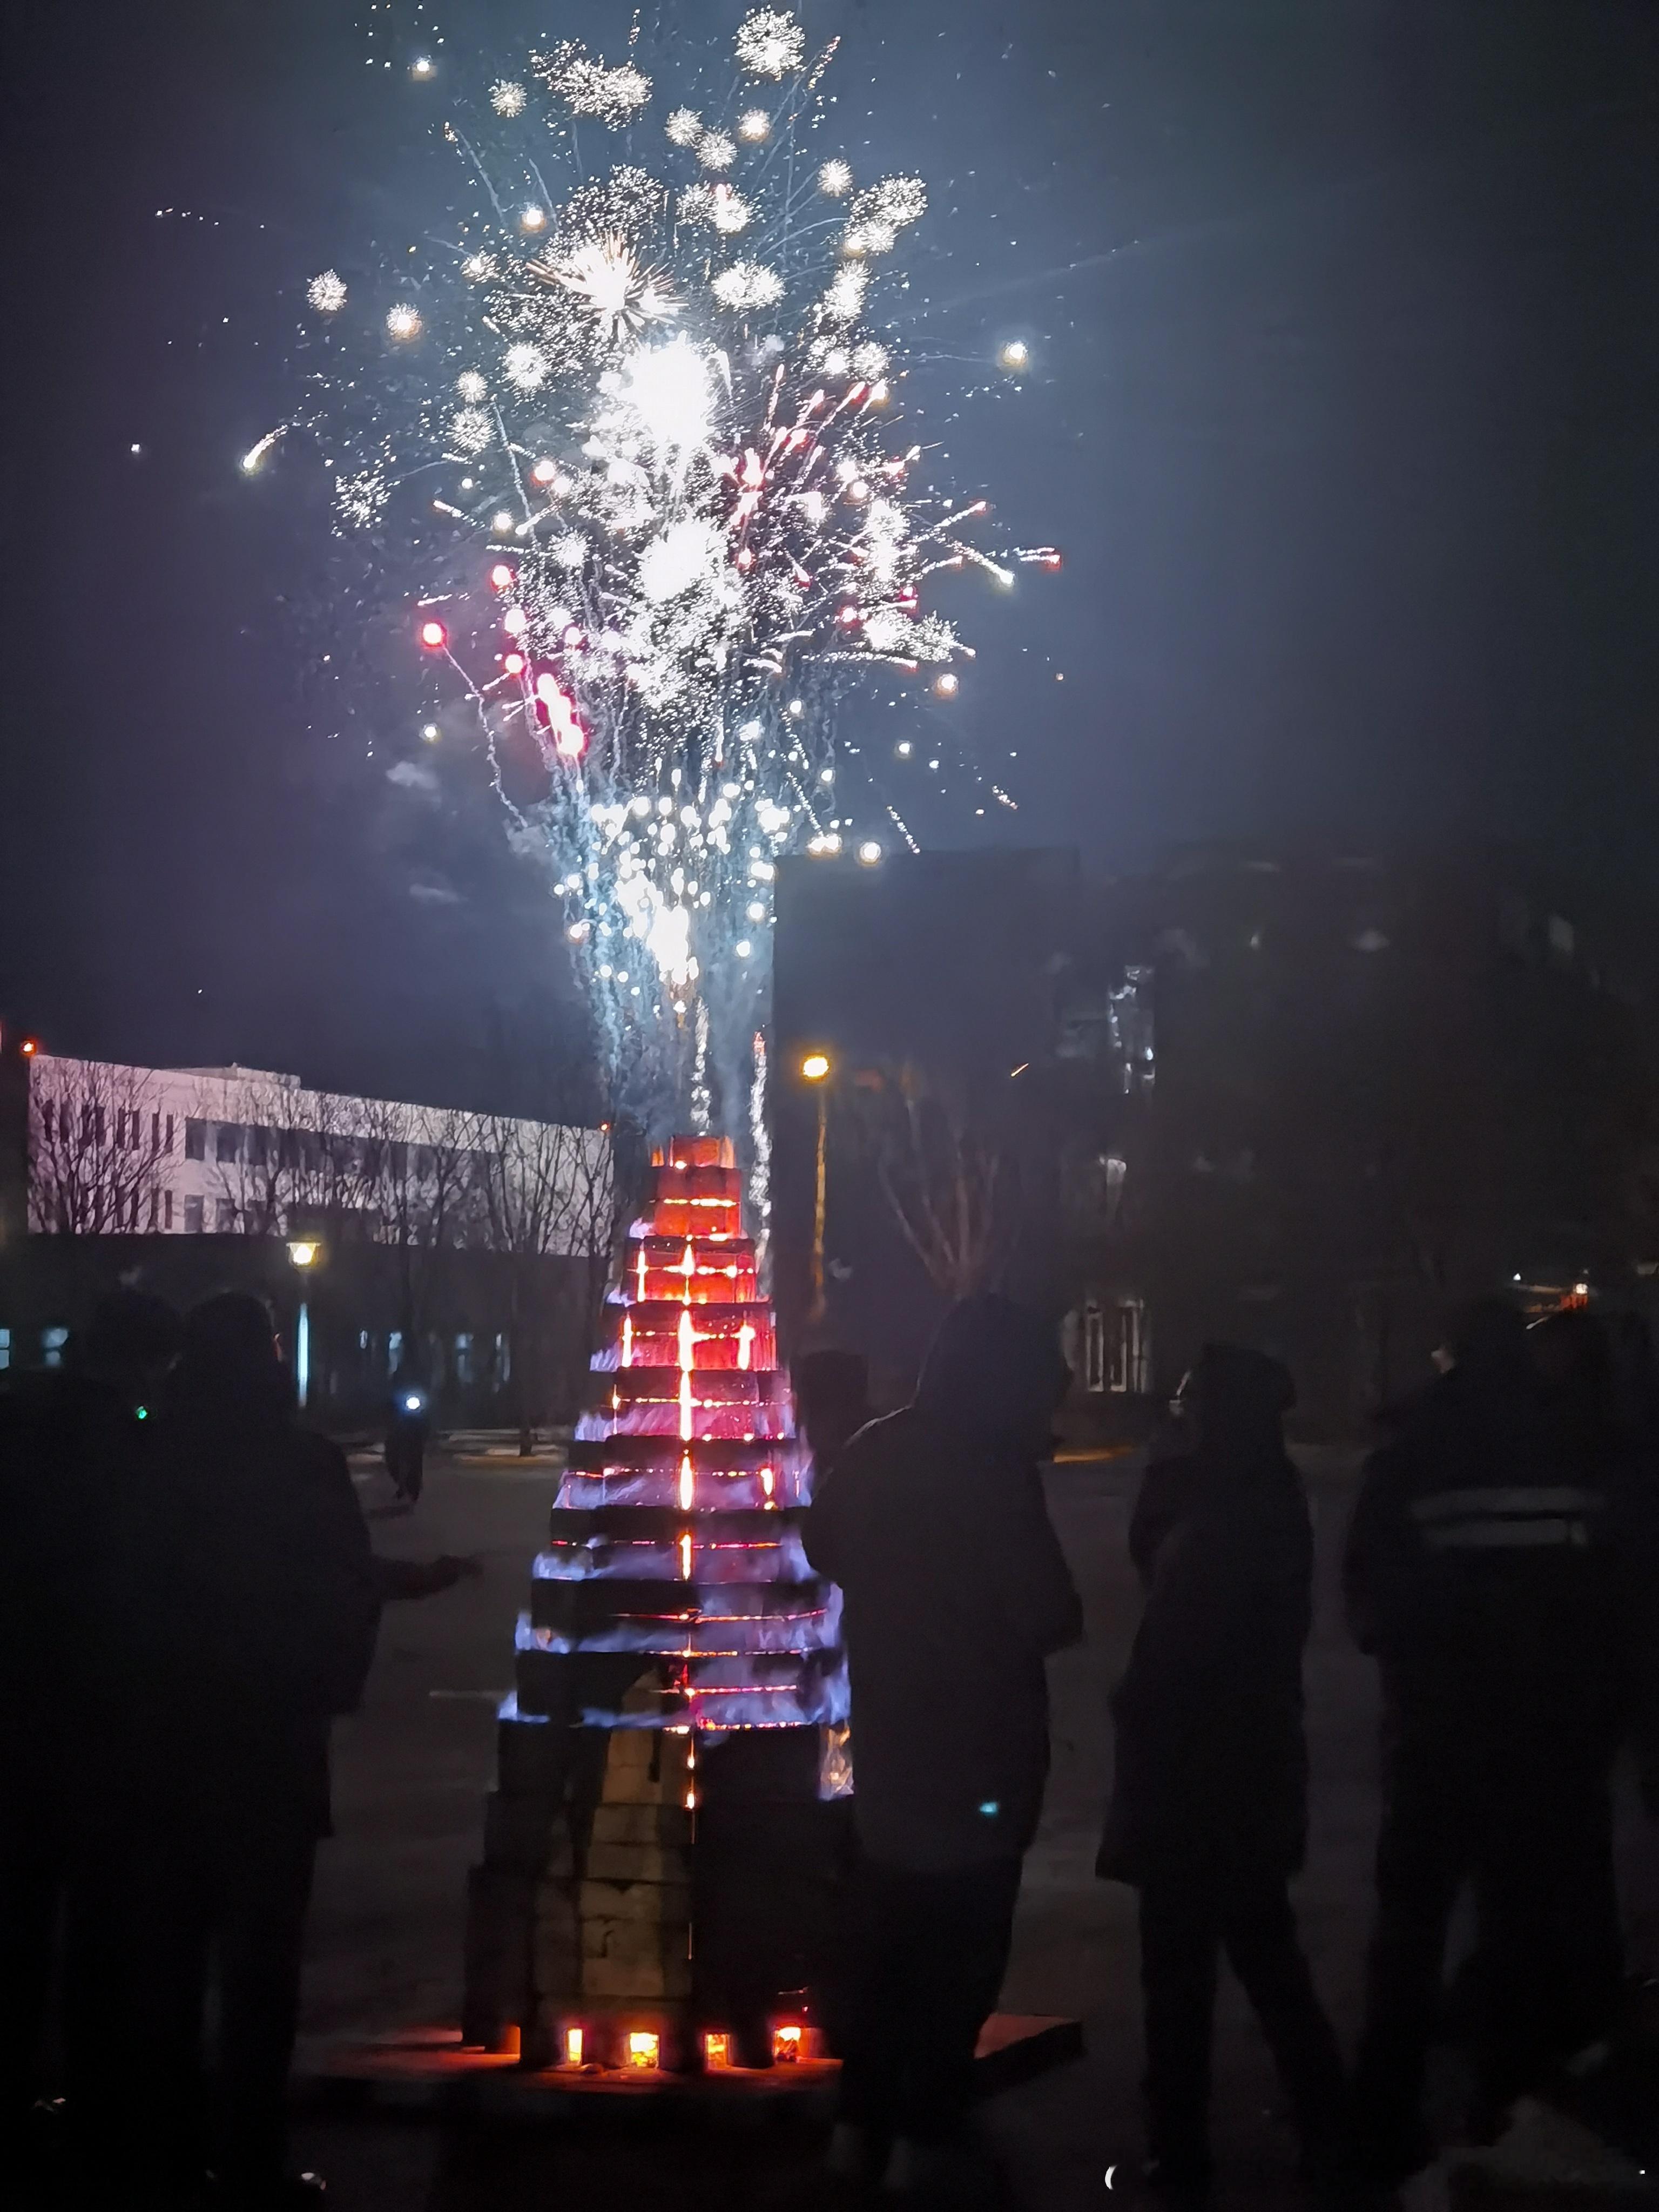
[286,7,1056,1120]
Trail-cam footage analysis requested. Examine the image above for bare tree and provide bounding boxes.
[358,1095,481,1348]
[854,1062,1020,1300]
[466,1111,615,1454]
[28,1057,171,1235]
[201,1072,304,1236]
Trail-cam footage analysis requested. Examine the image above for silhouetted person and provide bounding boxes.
[0,1290,180,2183]
[1099,1346,1345,2200]
[793,1346,872,1477]
[136,1294,382,2207]
[1607,1309,1659,1463]
[1345,1299,1659,2180]
[384,1360,431,1505]
[803,1293,1082,2199]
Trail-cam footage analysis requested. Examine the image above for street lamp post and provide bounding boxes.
[800,1054,832,1325]
[287,1239,320,1409]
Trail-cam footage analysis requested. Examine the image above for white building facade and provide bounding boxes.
[22,1055,608,1252]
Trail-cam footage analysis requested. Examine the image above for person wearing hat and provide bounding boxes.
[1100,1344,1345,2200]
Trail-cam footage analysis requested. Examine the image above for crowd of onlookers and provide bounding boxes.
[808,1294,1659,2206]
[1,1290,474,2209]
[3,1283,1657,2210]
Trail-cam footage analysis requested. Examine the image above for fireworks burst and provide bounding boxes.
[284,8,1056,1128]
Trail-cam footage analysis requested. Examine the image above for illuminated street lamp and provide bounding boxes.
[801,1053,832,1323]
[287,1239,320,1408]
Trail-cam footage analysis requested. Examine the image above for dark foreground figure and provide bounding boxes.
[0,1290,182,2176]
[804,1293,1082,2201]
[1345,1301,1659,2181]
[136,1293,385,2205]
[1100,1345,1346,2197]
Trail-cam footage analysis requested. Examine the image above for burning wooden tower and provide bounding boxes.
[463,1134,847,2073]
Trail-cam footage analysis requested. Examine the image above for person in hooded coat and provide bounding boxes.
[134,1293,383,2208]
[1345,1300,1659,2180]
[1099,1345,1346,2196]
[802,1292,1082,2192]
[793,1346,873,1482]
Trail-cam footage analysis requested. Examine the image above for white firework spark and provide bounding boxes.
[531,238,679,344]
[307,269,347,313]
[533,43,652,126]
[819,262,867,323]
[711,260,784,311]
[502,341,549,391]
[284,10,1054,1120]
[449,407,493,455]
[735,9,806,79]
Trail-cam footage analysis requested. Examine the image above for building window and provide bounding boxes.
[1083,1300,1107,1394]
[149,1189,159,1231]
[184,1196,204,1233]
[216,1123,241,1164]
[0,1327,10,1372]
[185,1119,206,1162]
[164,1190,174,1231]
[42,1326,69,1370]
[216,1200,238,1233]
[1110,1299,1149,1394]
[454,1333,473,1386]
[39,1100,53,1143]
[387,1331,403,1375]
[165,1114,175,1154]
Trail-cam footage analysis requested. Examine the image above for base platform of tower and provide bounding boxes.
[461,1134,851,2073]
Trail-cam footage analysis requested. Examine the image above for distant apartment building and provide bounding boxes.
[0,1038,613,1431]
[767,844,1658,1432]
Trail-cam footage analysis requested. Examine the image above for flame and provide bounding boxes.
[760,1465,774,1499]
[564,2026,584,2066]
[677,1241,697,1299]
[737,1321,755,1371]
[772,2024,804,2063]
[636,1245,649,1301]
[679,1529,692,1579]
[627,2031,660,2069]
[704,2032,732,2069]
[679,1452,694,1509]
[621,1313,633,1368]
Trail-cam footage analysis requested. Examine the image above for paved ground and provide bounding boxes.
[289,1447,1659,2209]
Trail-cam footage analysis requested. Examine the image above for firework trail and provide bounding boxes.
[287,8,1057,1131]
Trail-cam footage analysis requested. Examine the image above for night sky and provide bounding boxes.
[5,0,1656,1108]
